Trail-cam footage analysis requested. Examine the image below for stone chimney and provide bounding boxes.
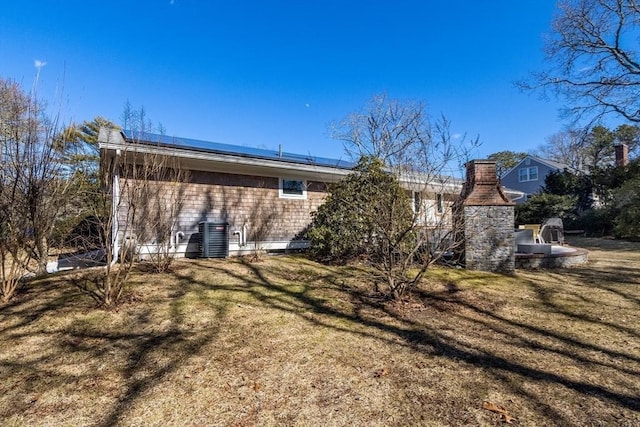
[456,160,515,272]
[615,144,629,167]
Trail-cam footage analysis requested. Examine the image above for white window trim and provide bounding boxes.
[279,177,307,199]
[519,166,539,182]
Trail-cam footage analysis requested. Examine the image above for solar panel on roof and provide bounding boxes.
[122,130,354,169]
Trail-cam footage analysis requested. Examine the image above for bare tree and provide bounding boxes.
[71,133,152,306]
[73,107,186,306]
[246,180,279,262]
[0,77,72,302]
[537,128,590,169]
[331,93,478,175]
[69,149,133,307]
[537,124,635,170]
[521,0,640,124]
[331,93,430,169]
[1,79,30,302]
[127,148,188,273]
[314,94,478,299]
[23,126,74,274]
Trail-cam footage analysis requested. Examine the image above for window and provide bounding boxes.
[518,166,538,182]
[279,178,306,199]
[436,193,444,214]
[413,192,421,213]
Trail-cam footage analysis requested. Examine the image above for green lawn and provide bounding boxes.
[1,237,639,426]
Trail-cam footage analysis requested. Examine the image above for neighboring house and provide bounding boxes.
[98,129,522,258]
[501,155,579,203]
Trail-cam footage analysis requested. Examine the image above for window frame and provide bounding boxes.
[518,166,539,182]
[279,177,307,199]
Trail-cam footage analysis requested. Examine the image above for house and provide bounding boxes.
[98,129,522,258]
[500,155,579,203]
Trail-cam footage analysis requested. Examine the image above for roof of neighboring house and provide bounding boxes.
[504,155,582,177]
[122,130,355,170]
[531,156,578,172]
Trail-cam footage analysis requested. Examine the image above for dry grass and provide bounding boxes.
[1,237,639,426]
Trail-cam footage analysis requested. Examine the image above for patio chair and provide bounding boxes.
[518,224,544,243]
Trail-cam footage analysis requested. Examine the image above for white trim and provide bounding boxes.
[110,159,120,265]
[98,131,470,191]
[229,240,309,255]
[136,239,309,259]
[99,137,352,183]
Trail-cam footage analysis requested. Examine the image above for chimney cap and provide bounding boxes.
[461,160,514,206]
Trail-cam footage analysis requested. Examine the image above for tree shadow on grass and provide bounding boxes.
[0,273,89,334]
[0,267,233,427]
[553,264,640,305]
[2,252,639,426]
[177,256,639,424]
[92,268,235,427]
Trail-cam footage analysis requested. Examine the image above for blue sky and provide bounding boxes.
[1,0,564,161]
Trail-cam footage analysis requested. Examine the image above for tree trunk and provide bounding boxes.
[36,236,48,275]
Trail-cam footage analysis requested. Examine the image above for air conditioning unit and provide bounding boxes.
[198,222,229,258]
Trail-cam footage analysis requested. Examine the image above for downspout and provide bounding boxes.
[110,151,121,266]
[242,224,248,247]
[234,224,248,247]
[172,231,185,251]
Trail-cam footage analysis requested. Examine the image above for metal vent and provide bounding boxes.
[198,222,229,258]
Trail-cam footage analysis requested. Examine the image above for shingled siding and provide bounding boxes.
[118,169,329,254]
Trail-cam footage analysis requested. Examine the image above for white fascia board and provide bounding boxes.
[506,190,526,201]
[398,173,464,194]
[100,137,465,194]
[100,140,352,183]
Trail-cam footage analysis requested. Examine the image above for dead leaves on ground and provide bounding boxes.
[482,401,519,424]
[373,367,388,378]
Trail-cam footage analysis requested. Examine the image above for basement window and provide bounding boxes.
[279,178,307,199]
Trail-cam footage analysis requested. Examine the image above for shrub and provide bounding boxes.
[308,156,414,262]
[613,177,640,240]
[515,193,577,225]
[571,208,616,237]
